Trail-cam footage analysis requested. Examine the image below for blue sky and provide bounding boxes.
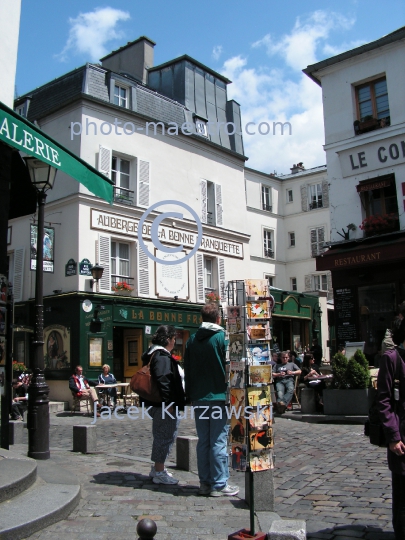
[16,0,405,174]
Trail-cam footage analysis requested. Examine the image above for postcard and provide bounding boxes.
[230,388,246,412]
[249,365,272,385]
[247,386,271,407]
[248,322,271,340]
[247,343,270,365]
[230,361,245,389]
[250,449,274,471]
[245,279,268,298]
[249,427,274,451]
[231,443,247,471]
[230,415,246,443]
[248,405,272,429]
[228,317,243,334]
[246,301,270,319]
[227,305,242,319]
[229,334,244,361]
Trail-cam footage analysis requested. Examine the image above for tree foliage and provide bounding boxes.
[331,349,371,389]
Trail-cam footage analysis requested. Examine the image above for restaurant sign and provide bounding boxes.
[91,209,244,259]
[113,306,202,325]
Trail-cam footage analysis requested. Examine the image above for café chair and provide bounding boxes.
[71,392,91,416]
[291,376,301,410]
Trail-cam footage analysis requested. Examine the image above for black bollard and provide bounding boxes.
[137,518,157,539]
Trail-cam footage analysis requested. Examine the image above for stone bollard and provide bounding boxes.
[176,435,198,471]
[137,518,157,539]
[9,420,25,445]
[268,519,306,539]
[73,425,97,453]
[300,388,316,414]
[245,469,275,511]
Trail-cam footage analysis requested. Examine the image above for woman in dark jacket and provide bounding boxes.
[378,318,405,539]
[300,353,324,407]
[141,325,185,485]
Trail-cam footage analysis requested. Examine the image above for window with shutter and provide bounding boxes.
[308,183,323,210]
[263,230,274,258]
[215,184,223,226]
[137,159,150,208]
[98,234,111,293]
[137,243,150,296]
[196,253,205,303]
[98,145,112,179]
[304,275,311,291]
[300,184,308,212]
[321,180,329,208]
[200,180,208,224]
[12,248,25,302]
[310,227,326,257]
[217,257,225,301]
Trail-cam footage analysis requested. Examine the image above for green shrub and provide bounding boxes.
[331,349,371,389]
[331,353,348,389]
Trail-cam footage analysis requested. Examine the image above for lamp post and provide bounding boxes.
[90,263,104,291]
[24,157,57,460]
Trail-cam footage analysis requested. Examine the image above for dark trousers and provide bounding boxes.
[392,472,405,539]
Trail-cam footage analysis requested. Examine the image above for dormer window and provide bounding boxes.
[114,84,128,108]
[195,116,208,137]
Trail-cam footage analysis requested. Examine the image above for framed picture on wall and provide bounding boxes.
[89,336,103,367]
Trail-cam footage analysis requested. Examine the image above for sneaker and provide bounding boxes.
[198,483,211,496]
[149,465,173,479]
[152,470,179,485]
[286,403,292,410]
[210,484,239,497]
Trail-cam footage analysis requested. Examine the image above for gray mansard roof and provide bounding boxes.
[15,61,246,159]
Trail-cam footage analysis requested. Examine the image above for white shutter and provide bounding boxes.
[98,145,112,179]
[300,184,308,211]
[215,183,223,226]
[318,227,325,254]
[137,159,150,208]
[322,180,329,208]
[304,275,312,291]
[310,228,318,257]
[200,179,207,224]
[12,248,25,302]
[196,253,205,303]
[217,257,226,301]
[98,234,111,293]
[137,242,150,296]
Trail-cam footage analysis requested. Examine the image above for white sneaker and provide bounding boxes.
[152,470,179,485]
[149,465,173,478]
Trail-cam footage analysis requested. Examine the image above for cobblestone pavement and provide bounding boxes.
[15,410,395,539]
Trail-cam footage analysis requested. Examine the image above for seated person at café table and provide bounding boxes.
[10,378,28,420]
[98,364,117,407]
[300,353,324,408]
[69,365,100,416]
[273,351,301,414]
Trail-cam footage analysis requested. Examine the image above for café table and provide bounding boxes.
[96,382,131,407]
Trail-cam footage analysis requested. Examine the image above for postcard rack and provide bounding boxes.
[225,279,274,536]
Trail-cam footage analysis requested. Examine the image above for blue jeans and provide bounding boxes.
[275,378,294,405]
[193,401,229,490]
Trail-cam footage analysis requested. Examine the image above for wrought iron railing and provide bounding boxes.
[262,203,272,212]
[264,249,275,259]
[111,275,135,288]
[113,187,135,205]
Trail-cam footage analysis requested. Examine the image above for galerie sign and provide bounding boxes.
[90,209,243,259]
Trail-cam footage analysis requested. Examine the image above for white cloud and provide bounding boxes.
[253,10,355,71]
[212,45,223,61]
[323,39,365,56]
[56,7,130,62]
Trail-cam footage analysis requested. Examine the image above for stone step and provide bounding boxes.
[0,449,37,503]
[49,401,69,413]
[0,452,80,540]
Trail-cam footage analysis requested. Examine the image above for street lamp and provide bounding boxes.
[89,263,104,291]
[24,157,57,460]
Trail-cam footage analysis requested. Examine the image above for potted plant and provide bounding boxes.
[323,350,376,415]
[205,291,220,303]
[358,115,379,133]
[12,362,27,377]
[112,282,134,296]
[359,213,399,237]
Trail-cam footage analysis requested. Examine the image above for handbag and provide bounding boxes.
[130,351,162,403]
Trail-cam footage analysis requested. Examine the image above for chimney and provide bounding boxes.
[290,162,305,174]
[100,36,155,84]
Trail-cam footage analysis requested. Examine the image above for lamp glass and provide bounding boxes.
[90,264,104,282]
[25,157,57,191]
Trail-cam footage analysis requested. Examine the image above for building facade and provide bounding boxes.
[304,26,405,363]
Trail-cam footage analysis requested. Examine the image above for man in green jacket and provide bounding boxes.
[184,303,239,497]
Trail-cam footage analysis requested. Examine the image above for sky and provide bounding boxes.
[15,0,405,175]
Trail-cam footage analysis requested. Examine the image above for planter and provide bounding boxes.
[323,388,376,416]
[113,289,133,296]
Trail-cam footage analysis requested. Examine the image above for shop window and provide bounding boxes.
[355,77,390,134]
[288,232,295,247]
[114,84,128,108]
[261,185,272,212]
[263,229,274,259]
[201,179,223,226]
[310,227,326,257]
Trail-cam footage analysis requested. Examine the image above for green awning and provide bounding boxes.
[0,101,113,203]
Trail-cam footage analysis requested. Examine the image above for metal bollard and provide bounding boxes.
[137,518,157,539]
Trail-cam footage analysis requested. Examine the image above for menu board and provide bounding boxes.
[335,287,358,342]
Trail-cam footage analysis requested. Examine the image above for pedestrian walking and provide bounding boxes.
[141,325,185,485]
[378,317,405,539]
[184,303,239,497]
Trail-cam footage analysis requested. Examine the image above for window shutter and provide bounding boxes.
[318,227,325,254]
[217,257,226,301]
[137,159,150,208]
[12,248,25,302]
[327,272,333,300]
[322,180,329,208]
[196,253,205,303]
[200,180,207,224]
[304,275,312,291]
[137,243,150,296]
[215,183,223,226]
[310,229,318,257]
[300,184,308,211]
[98,234,111,293]
[98,145,112,179]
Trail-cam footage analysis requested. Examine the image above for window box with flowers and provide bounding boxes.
[205,291,220,304]
[112,282,134,296]
[359,213,399,237]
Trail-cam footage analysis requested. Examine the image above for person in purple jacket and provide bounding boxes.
[378,317,405,539]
